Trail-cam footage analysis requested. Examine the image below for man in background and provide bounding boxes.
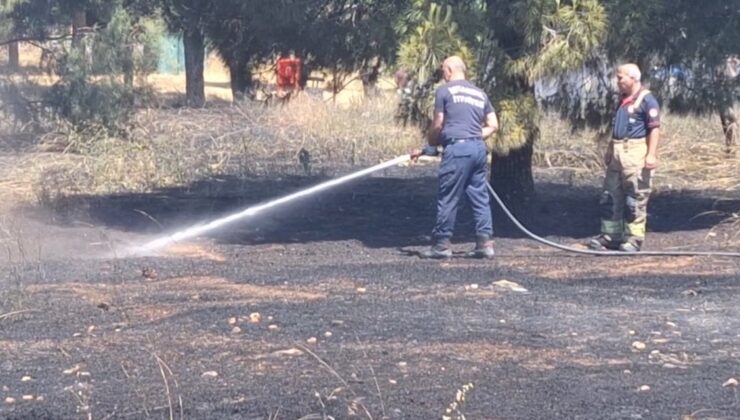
[589,63,661,252]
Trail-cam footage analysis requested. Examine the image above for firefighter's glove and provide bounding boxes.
[410,145,439,161]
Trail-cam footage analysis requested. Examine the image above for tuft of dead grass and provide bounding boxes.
[19,93,420,199]
[537,112,739,192]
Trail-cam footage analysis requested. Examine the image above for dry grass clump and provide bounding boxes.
[537,112,739,192]
[15,93,420,198]
[658,114,739,192]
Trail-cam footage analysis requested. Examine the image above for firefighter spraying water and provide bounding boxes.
[128,56,740,260]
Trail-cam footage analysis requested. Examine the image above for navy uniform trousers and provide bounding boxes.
[432,139,493,241]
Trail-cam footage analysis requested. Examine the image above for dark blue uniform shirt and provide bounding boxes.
[612,90,661,139]
[434,80,494,143]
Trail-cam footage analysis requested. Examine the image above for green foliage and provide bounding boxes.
[159,0,210,37]
[0,0,22,40]
[48,46,134,132]
[91,7,134,75]
[480,0,608,154]
[397,1,477,83]
[91,7,163,77]
[603,0,740,115]
[2,1,163,132]
[492,94,539,155]
[303,0,402,76]
[134,15,165,75]
[396,0,608,153]
[198,0,404,98]
[511,0,606,83]
[394,1,483,130]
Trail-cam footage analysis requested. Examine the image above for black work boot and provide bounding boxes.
[420,239,453,259]
[466,235,495,259]
[587,234,620,251]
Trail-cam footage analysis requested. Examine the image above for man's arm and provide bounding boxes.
[427,112,444,146]
[643,95,661,169]
[644,128,660,169]
[482,111,498,138]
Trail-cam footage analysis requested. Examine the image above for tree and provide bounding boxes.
[0,0,22,70]
[304,0,402,98]
[203,0,403,102]
[203,0,295,100]
[397,0,607,206]
[479,0,607,206]
[603,0,740,152]
[160,0,210,106]
[397,1,476,83]
[395,0,477,128]
[91,6,163,88]
[2,0,163,131]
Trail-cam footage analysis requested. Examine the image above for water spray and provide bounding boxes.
[129,152,739,259]
[132,155,411,254]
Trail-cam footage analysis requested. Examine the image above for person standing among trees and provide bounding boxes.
[411,56,499,259]
[588,63,661,252]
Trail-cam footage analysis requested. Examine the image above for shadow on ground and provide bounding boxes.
[37,169,739,249]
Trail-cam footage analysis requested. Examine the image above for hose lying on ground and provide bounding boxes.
[485,182,740,257]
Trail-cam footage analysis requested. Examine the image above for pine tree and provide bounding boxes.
[603,0,740,151]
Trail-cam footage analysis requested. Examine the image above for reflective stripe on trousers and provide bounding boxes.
[599,139,653,241]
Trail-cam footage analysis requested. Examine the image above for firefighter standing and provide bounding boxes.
[411,56,498,259]
[589,63,661,252]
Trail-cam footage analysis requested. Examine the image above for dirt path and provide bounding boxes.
[1,162,739,419]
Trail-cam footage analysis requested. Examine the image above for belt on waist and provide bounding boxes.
[611,137,646,143]
[444,137,482,146]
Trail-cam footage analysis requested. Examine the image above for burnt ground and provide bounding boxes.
[1,163,739,420]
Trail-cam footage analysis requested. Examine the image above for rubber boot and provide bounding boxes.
[466,235,495,259]
[420,238,453,259]
[587,234,620,251]
[619,237,642,252]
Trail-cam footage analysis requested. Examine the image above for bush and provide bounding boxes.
[41,6,163,134]
[47,46,134,132]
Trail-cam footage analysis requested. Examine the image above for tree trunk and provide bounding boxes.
[490,129,537,223]
[183,30,205,107]
[361,58,382,98]
[70,10,93,72]
[8,42,19,70]
[72,11,87,45]
[719,105,737,152]
[123,68,134,88]
[228,59,251,102]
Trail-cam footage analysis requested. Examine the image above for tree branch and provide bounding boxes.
[0,33,73,47]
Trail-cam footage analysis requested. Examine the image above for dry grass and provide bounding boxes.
[537,112,740,192]
[10,93,420,200]
[2,45,420,201]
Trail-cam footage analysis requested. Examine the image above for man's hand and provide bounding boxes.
[604,144,613,166]
[409,148,423,161]
[410,145,439,161]
[644,154,658,170]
